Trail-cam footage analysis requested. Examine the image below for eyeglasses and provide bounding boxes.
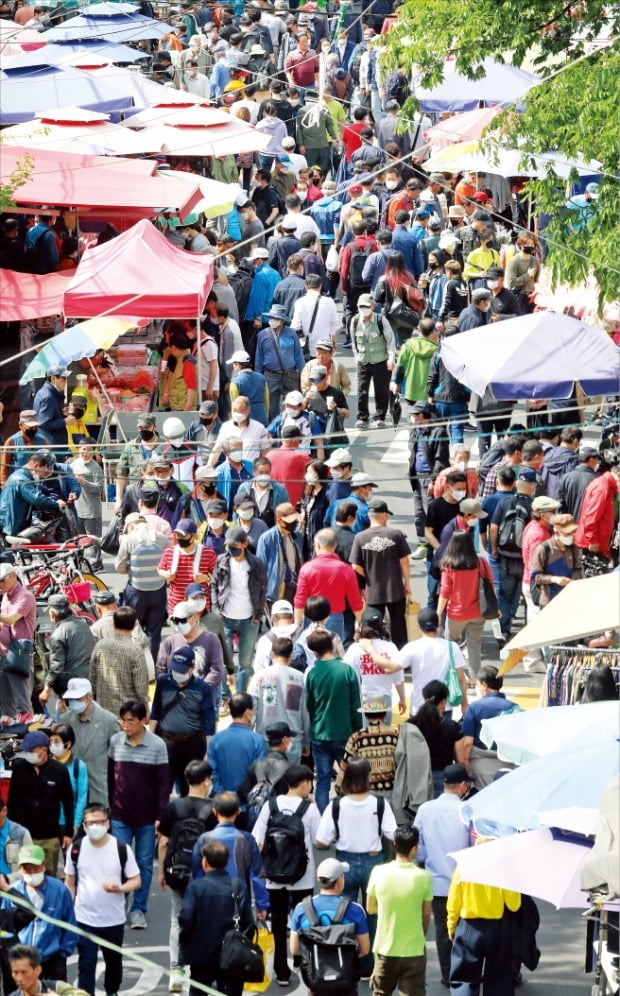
[83,820,107,827]
[170,617,188,625]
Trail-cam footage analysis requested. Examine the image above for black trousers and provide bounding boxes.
[189,955,243,996]
[432,895,451,985]
[357,361,391,421]
[160,731,207,795]
[410,475,433,543]
[268,886,313,981]
[368,597,407,649]
[123,583,167,660]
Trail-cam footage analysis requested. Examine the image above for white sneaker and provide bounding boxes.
[129,910,147,929]
[169,968,185,992]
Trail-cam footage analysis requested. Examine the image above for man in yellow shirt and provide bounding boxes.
[447,864,520,993]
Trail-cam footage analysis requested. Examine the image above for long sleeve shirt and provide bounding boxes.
[447,868,521,936]
[255,326,305,373]
[294,552,363,614]
[245,264,281,322]
[108,729,169,824]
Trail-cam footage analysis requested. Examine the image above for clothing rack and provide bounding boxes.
[539,645,620,707]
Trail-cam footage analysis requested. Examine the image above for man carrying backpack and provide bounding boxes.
[252,763,321,986]
[489,468,537,647]
[158,760,216,994]
[24,215,59,274]
[238,721,295,825]
[351,295,396,430]
[340,221,378,334]
[290,857,370,996]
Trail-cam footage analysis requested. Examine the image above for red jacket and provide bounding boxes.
[294,551,363,614]
[575,471,618,558]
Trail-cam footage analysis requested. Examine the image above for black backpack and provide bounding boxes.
[261,797,310,884]
[163,802,214,894]
[23,227,48,274]
[298,896,359,996]
[245,756,290,830]
[497,496,531,558]
[331,794,384,841]
[70,834,128,886]
[348,243,373,291]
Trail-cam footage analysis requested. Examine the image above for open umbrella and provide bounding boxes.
[439,312,620,400]
[461,736,620,838]
[480,700,620,765]
[423,139,600,178]
[424,106,504,148]
[449,828,596,909]
[20,316,139,383]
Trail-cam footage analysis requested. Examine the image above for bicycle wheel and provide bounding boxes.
[69,573,109,593]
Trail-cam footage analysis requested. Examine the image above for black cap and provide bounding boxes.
[367,497,393,514]
[225,525,246,545]
[92,590,117,606]
[206,498,228,515]
[443,763,472,785]
[410,401,433,418]
[417,606,439,633]
[361,607,384,628]
[265,721,293,743]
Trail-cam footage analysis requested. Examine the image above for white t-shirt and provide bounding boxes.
[65,835,140,927]
[344,638,403,700]
[216,418,270,463]
[223,556,253,619]
[253,623,299,672]
[316,795,397,852]
[398,635,465,714]
[252,794,321,890]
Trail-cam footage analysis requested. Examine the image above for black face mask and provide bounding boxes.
[140,429,156,441]
[23,427,38,438]
[73,409,85,420]
[281,520,298,533]
[522,245,535,255]
[200,483,216,495]
[200,416,216,427]
[177,537,193,548]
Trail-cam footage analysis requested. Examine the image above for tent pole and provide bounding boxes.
[196,304,202,405]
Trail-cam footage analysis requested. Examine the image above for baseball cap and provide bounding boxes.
[92,590,116,605]
[579,446,599,462]
[124,511,146,527]
[357,293,373,308]
[226,525,246,545]
[285,390,304,406]
[414,208,431,219]
[367,497,393,514]
[265,721,293,743]
[171,600,194,621]
[152,453,173,468]
[137,412,157,428]
[585,182,599,198]
[206,498,228,515]
[410,401,433,418]
[417,607,439,633]
[185,582,206,600]
[47,365,69,378]
[227,350,251,365]
[272,599,294,616]
[351,472,377,488]
[195,465,218,481]
[173,519,197,535]
[487,265,504,278]
[64,677,92,699]
[325,447,352,468]
[516,467,537,483]
[443,763,472,785]
[250,247,269,260]
[276,154,292,166]
[472,190,491,203]
[532,495,560,512]
[277,503,299,523]
[48,593,70,611]
[317,857,350,883]
[315,339,334,352]
[471,288,492,302]
[281,136,296,149]
[199,400,218,416]
[361,606,384,628]
[20,410,39,426]
[0,563,17,581]
[310,365,327,379]
[18,844,46,866]
[170,645,195,671]
[459,498,488,518]
[138,485,159,502]
[20,731,49,751]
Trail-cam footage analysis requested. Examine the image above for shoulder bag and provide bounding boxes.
[446,640,462,707]
[268,330,300,393]
[3,629,34,677]
[220,878,265,982]
[478,560,499,620]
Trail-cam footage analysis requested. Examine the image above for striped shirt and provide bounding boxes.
[158,544,216,612]
[108,729,169,824]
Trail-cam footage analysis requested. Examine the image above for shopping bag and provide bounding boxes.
[446,642,462,707]
[405,597,422,643]
[245,927,275,992]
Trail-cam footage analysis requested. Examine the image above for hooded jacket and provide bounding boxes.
[541,445,579,499]
[393,335,438,402]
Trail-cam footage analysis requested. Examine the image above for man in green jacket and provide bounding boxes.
[296,95,338,174]
[304,627,362,812]
[390,318,438,404]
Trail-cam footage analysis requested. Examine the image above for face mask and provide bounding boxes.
[385,179,398,190]
[255,474,271,486]
[24,426,37,438]
[559,534,574,546]
[228,545,242,558]
[156,475,171,485]
[232,412,246,424]
[140,429,155,441]
[305,474,318,485]
[228,450,243,462]
[73,409,86,420]
[172,670,191,685]
[282,519,298,532]
[80,454,93,463]
[22,872,44,887]
[466,518,478,529]
[84,824,108,842]
[168,435,184,447]
[208,516,224,530]
[330,468,343,480]
[68,699,87,714]
[450,489,467,501]
[297,190,307,201]
[522,245,535,254]
[191,599,206,613]
[428,262,438,270]
[200,416,216,427]
[268,319,282,330]
[238,508,254,521]
[177,536,193,548]
[176,620,192,635]
[488,280,499,289]
[21,752,41,765]
[200,482,216,496]
[358,308,372,318]
[454,461,467,472]
[49,742,66,757]
[284,406,301,417]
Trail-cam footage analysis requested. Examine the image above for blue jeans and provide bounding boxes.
[434,400,468,444]
[110,821,155,915]
[223,617,260,693]
[498,559,523,639]
[426,559,439,608]
[312,738,347,813]
[324,611,345,641]
[486,552,500,592]
[77,920,124,996]
[337,849,383,977]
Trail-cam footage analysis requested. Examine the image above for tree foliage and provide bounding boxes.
[387,0,620,306]
[0,151,33,214]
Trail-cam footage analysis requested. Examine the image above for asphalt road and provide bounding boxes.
[76,340,601,996]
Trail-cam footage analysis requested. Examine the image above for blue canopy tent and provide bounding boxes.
[3,39,147,67]
[414,57,540,112]
[43,10,172,42]
[0,64,135,123]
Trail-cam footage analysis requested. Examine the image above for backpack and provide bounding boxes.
[348,243,373,291]
[298,896,359,996]
[163,802,214,894]
[349,45,365,85]
[261,797,310,884]
[245,756,291,830]
[331,794,384,842]
[350,313,385,350]
[497,496,531,558]
[70,835,128,887]
[23,227,48,274]
[264,628,308,672]
[129,531,167,591]
[385,69,409,105]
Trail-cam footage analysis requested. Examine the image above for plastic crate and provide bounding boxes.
[64,581,91,603]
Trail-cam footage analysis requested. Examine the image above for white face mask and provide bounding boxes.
[156,475,171,485]
[176,620,192,635]
[285,406,301,417]
[297,191,307,201]
[385,179,398,190]
[238,508,254,521]
[305,474,319,485]
[22,872,44,887]
[172,670,191,685]
[330,468,343,480]
[358,307,372,318]
[450,489,467,501]
[488,280,500,290]
[559,534,574,546]
[190,598,206,613]
[228,449,243,462]
[84,824,108,842]
[454,461,467,472]
[268,319,282,330]
[168,435,185,447]
[232,412,246,424]
[255,474,271,487]
[49,742,66,757]
[207,516,225,530]
[21,752,41,765]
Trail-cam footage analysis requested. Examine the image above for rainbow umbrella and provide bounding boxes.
[20,316,138,383]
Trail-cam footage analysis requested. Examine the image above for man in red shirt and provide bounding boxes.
[293,528,363,640]
[266,424,311,507]
[342,107,369,163]
[285,32,319,94]
[385,179,423,229]
[575,459,620,574]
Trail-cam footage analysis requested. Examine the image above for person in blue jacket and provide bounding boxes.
[0,455,67,537]
[33,366,70,451]
[255,503,303,605]
[245,249,281,329]
[49,723,89,834]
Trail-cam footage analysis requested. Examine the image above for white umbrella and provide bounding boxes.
[423,138,600,178]
[480,701,620,765]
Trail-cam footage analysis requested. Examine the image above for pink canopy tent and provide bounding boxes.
[63,218,214,320]
[0,269,72,322]
[424,106,504,148]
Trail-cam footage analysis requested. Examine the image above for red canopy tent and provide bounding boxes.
[63,218,213,319]
[0,269,72,322]
[1,146,202,218]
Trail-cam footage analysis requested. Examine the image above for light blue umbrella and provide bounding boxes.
[4,39,146,67]
[461,736,620,838]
